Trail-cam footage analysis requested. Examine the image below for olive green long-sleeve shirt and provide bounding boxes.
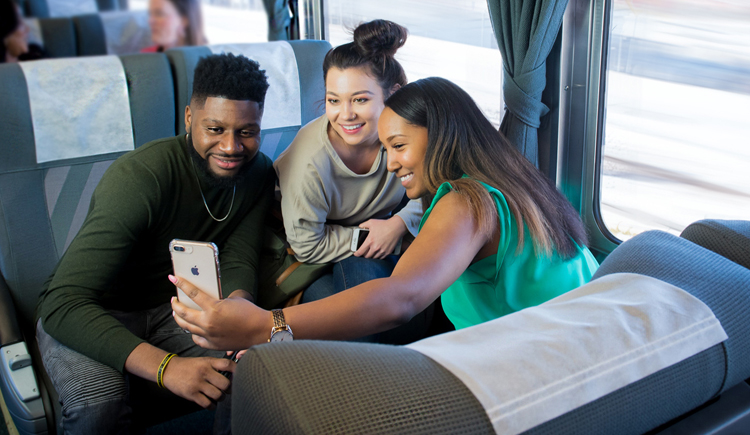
[37,134,274,372]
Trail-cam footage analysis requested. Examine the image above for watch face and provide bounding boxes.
[270,329,293,342]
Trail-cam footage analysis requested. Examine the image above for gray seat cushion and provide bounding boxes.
[232,341,494,435]
[231,230,750,435]
[681,219,750,269]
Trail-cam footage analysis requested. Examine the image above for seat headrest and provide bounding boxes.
[19,55,134,164]
[209,42,302,131]
[100,10,153,55]
[47,0,97,17]
[24,18,44,47]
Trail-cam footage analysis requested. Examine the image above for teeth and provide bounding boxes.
[400,174,413,182]
[342,124,363,131]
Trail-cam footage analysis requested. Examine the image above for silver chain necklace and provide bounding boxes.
[188,135,236,222]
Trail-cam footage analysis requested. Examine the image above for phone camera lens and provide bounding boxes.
[174,246,185,252]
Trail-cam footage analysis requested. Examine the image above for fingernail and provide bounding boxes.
[171,296,175,303]
[172,311,176,317]
[168,274,177,284]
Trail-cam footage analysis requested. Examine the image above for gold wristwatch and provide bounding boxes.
[269,309,293,342]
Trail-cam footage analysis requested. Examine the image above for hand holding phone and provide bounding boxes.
[351,228,402,255]
[169,239,222,311]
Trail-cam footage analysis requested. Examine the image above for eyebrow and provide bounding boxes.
[385,134,407,142]
[326,90,376,97]
[203,119,260,128]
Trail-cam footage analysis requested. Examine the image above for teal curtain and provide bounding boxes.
[487,0,569,167]
[263,0,292,41]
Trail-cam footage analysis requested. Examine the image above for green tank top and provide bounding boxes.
[419,180,599,330]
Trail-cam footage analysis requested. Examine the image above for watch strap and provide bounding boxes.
[272,309,286,329]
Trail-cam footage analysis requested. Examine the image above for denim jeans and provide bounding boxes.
[37,303,231,435]
[301,255,433,344]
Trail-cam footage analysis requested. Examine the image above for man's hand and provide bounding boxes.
[161,355,234,409]
[354,216,407,259]
[170,275,270,350]
[124,343,235,410]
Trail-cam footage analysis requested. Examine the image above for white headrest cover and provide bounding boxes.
[20,56,135,163]
[407,273,728,435]
[209,42,302,130]
[47,0,97,17]
[24,18,43,47]
[101,10,153,55]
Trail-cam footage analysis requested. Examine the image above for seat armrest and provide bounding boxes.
[0,274,22,347]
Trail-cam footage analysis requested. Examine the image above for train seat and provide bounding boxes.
[23,17,77,59]
[166,40,331,157]
[680,219,750,270]
[0,53,175,434]
[73,10,152,56]
[22,0,120,19]
[230,227,750,434]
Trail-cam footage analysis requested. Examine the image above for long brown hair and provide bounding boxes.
[384,77,588,258]
[322,19,408,95]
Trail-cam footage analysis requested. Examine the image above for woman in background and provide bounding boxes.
[1,0,45,63]
[171,77,599,347]
[142,0,206,52]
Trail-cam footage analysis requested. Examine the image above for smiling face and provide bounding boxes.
[379,107,430,199]
[148,0,187,49]
[185,96,262,180]
[325,66,387,149]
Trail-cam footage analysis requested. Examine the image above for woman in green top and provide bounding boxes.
[170,77,599,347]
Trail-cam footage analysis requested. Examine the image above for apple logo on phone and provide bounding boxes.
[191,266,199,276]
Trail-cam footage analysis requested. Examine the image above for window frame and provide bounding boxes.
[558,0,619,257]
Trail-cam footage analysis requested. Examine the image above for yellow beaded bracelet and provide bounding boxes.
[157,353,177,389]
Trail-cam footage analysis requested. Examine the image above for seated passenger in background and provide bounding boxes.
[143,0,206,53]
[274,20,425,340]
[171,77,599,347]
[36,53,274,433]
[1,0,45,63]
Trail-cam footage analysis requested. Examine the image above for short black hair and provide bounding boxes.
[191,53,269,109]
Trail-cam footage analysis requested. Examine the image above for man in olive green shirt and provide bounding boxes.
[36,53,274,433]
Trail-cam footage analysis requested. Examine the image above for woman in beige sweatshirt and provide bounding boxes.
[273,20,428,341]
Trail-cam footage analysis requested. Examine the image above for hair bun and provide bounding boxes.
[353,20,408,60]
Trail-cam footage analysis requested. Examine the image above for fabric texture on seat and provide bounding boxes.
[681,219,750,269]
[526,230,750,434]
[39,17,77,58]
[72,13,107,56]
[232,341,494,435]
[407,273,727,435]
[47,0,98,17]
[19,56,134,163]
[75,11,152,56]
[101,10,151,54]
[119,53,176,146]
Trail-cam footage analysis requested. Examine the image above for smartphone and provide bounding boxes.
[169,239,222,311]
[350,228,402,255]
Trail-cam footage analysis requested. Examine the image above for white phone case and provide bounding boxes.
[169,239,222,311]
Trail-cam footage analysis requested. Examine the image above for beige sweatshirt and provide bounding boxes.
[274,115,422,263]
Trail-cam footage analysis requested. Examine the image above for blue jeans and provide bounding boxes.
[302,255,433,344]
[36,303,230,435]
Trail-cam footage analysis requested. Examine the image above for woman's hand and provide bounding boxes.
[170,275,270,350]
[355,216,408,259]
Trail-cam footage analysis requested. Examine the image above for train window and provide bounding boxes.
[320,0,503,127]
[129,0,268,44]
[599,0,750,241]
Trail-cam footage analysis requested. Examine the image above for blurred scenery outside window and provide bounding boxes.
[324,0,503,127]
[601,0,750,241]
[130,0,268,44]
